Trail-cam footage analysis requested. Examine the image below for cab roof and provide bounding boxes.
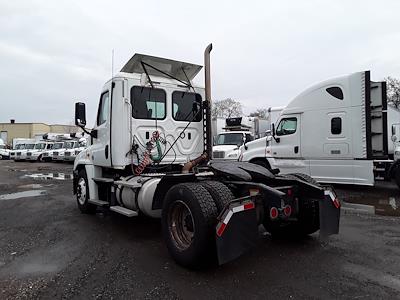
[120,54,202,82]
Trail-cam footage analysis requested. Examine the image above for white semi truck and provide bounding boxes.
[72,45,340,268]
[240,71,400,187]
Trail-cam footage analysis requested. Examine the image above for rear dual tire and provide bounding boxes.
[162,181,234,268]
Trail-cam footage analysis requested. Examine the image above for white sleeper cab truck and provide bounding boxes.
[26,141,54,161]
[72,45,340,268]
[240,71,400,187]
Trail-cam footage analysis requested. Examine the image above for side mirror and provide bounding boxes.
[271,123,280,143]
[75,102,86,127]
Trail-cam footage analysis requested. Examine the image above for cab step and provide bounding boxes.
[88,199,109,206]
[93,177,114,184]
[113,180,142,188]
[110,206,138,217]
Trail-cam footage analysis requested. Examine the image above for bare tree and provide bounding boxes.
[385,76,400,108]
[212,98,242,119]
[249,108,268,119]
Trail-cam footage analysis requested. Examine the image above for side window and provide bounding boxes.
[276,117,297,136]
[172,91,202,122]
[97,91,110,125]
[326,87,344,100]
[47,144,53,149]
[331,117,342,134]
[131,86,166,119]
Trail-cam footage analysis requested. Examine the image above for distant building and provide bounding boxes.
[0,120,81,145]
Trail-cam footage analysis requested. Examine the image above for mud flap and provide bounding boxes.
[215,201,259,265]
[319,188,341,237]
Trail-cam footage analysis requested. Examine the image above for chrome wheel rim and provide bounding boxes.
[77,177,87,205]
[168,200,195,250]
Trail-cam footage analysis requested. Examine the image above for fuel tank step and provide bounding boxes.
[88,199,109,206]
[110,206,138,217]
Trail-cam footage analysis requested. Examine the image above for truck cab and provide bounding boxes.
[26,141,54,161]
[213,131,253,160]
[241,71,400,187]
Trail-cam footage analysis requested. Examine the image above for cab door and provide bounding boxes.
[91,90,111,167]
[273,114,301,158]
[271,114,309,173]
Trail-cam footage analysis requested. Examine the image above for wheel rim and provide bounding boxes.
[168,200,195,250]
[77,177,87,205]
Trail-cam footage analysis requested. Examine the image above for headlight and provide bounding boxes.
[228,153,238,158]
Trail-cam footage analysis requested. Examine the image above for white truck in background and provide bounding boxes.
[240,70,400,188]
[0,139,10,160]
[212,117,268,160]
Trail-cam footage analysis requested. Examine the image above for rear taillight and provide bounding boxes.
[270,207,279,219]
[283,205,292,217]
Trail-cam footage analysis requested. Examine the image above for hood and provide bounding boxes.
[213,145,239,152]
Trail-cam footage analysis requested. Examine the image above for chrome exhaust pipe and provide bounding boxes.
[204,43,213,160]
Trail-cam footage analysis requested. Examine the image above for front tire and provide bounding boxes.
[76,169,96,214]
[162,183,218,268]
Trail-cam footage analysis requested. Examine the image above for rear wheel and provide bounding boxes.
[162,183,218,268]
[264,173,320,237]
[76,169,96,214]
[199,181,233,213]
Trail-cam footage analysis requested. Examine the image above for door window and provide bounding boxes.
[276,117,297,136]
[97,91,110,125]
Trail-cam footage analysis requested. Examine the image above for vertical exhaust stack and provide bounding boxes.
[204,43,213,160]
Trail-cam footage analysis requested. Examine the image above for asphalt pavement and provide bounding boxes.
[0,160,399,299]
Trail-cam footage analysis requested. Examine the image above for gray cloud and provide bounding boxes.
[1,0,400,125]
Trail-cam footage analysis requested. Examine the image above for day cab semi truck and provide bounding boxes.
[240,71,400,188]
[72,45,340,268]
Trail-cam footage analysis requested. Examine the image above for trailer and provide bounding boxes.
[240,71,400,188]
[72,45,340,268]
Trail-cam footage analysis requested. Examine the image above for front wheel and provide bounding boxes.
[162,183,218,269]
[76,169,96,214]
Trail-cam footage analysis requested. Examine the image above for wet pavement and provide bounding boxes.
[0,160,399,299]
[335,181,400,217]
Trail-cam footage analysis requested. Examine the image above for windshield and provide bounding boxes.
[34,143,46,150]
[215,133,244,146]
[15,144,25,150]
[54,143,64,149]
[65,142,76,149]
[25,144,35,149]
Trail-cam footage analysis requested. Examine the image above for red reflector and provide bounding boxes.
[216,223,227,237]
[287,189,293,196]
[270,207,278,219]
[283,205,292,217]
[333,198,340,209]
[244,202,255,210]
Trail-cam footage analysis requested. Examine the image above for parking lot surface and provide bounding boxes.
[0,160,399,299]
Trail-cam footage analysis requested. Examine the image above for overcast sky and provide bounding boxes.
[1,0,400,125]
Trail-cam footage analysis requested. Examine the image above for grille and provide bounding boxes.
[27,152,32,156]
[17,152,21,156]
[213,151,225,159]
[53,152,58,156]
[65,152,71,157]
